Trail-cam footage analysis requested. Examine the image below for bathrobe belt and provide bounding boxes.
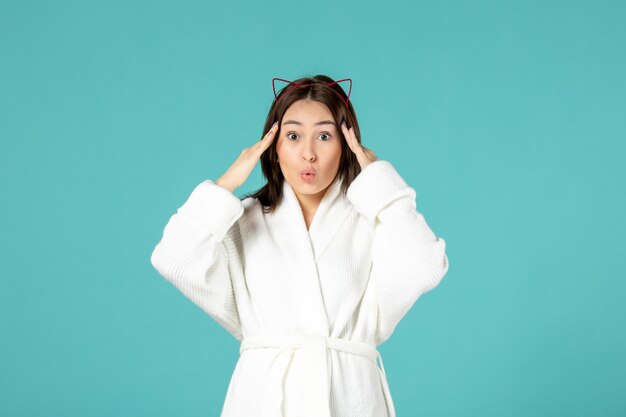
[240,333,396,417]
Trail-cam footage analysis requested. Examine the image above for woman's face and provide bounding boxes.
[276,99,342,199]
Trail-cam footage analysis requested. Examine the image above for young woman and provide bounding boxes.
[150,74,449,417]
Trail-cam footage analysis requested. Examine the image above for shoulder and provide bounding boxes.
[235,195,264,234]
[241,195,262,216]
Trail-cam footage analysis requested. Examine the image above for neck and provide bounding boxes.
[294,187,326,217]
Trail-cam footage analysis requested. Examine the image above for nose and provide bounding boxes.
[302,141,316,162]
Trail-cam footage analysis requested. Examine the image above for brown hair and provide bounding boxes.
[240,74,363,213]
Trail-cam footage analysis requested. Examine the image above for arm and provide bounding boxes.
[150,179,245,341]
[346,160,449,345]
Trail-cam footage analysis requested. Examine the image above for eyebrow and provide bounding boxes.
[282,119,337,127]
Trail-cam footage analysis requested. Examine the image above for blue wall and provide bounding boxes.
[1,0,624,415]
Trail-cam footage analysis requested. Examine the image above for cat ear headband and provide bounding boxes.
[272,77,353,107]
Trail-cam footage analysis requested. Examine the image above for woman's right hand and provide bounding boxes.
[216,121,279,192]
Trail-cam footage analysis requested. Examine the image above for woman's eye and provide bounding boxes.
[286,132,332,141]
[319,133,331,141]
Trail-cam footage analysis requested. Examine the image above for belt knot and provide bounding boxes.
[239,333,396,417]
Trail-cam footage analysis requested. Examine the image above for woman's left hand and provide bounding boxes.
[341,121,378,169]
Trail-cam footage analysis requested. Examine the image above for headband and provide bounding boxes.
[272,77,353,107]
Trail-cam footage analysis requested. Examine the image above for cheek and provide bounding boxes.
[275,136,282,153]
[276,143,297,164]
[328,142,343,161]
[320,145,342,168]
[275,139,287,159]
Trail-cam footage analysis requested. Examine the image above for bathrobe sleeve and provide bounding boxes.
[150,179,245,341]
[346,160,450,345]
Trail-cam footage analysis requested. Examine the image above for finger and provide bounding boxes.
[348,126,359,146]
[341,123,359,154]
[264,125,278,143]
[344,125,364,158]
[255,124,279,151]
[259,122,279,141]
[350,128,369,158]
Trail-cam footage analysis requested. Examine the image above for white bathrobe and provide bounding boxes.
[150,160,449,417]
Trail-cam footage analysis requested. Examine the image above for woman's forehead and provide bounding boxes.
[283,100,333,121]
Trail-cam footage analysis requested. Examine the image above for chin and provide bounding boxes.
[293,179,330,195]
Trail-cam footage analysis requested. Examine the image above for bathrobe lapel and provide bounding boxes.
[264,175,353,335]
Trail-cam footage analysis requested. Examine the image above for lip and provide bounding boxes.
[300,168,317,175]
[300,172,316,183]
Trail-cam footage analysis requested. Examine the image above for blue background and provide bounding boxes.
[1,0,624,416]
